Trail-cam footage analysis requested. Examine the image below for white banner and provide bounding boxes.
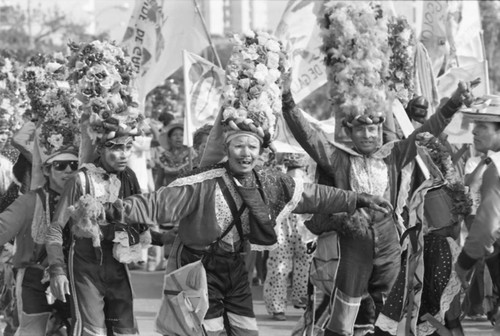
[122,0,209,103]
[182,50,225,147]
[274,0,327,103]
[419,1,449,76]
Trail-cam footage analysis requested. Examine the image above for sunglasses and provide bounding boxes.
[52,161,79,171]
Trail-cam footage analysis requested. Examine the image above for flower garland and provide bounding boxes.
[67,40,143,142]
[387,16,416,106]
[20,53,81,157]
[21,53,69,121]
[319,1,391,121]
[417,132,472,224]
[221,31,290,143]
[0,54,27,131]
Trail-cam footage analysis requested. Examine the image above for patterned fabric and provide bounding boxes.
[349,156,389,197]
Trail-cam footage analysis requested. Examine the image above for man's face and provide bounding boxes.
[46,160,78,193]
[226,135,261,175]
[101,141,133,172]
[472,121,500,153]
[347,124,380,155]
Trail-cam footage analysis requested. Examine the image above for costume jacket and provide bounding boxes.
[106,163,358,251]
[0,186,55,268]
[282,94,461,235]
[458,151,500,269]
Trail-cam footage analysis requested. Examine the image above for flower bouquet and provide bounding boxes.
[221,31,290,146]
[387,16,416,106]
[68,194,106,247]
[319,1,391,121]
[0,54,28,132]
[67,40,143,142]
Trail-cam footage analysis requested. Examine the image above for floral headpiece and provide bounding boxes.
[67,40,143,143]
[319,1,390,127]
[387,16,416,106]
[21,53,69,122]
[0,54,27,131]
[30,60,81,162]
[221,31,290,147]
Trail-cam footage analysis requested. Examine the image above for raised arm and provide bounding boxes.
[281,91,339,175]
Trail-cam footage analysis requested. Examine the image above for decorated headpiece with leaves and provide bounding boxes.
[319,1,391,127]
[67,40,144,143]
[221,31,290,147]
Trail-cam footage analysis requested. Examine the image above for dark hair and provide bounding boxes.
[167,125,183,138]
[193,124,213,150]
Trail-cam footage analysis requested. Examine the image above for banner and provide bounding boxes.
[182,50,225,147]
[419,1,449,76]
[451,1,483,66]
[122,0,209,103]
[273,109,335,154]
[274,0,327,103]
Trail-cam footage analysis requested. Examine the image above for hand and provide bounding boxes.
[161,226,179,245]
[356,193,393,214]
[454,262,472,290]
[450,78,481,107]
[50,274,70,302]
[281,69,293,96]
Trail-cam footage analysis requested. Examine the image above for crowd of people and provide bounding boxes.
[1,2,500,336]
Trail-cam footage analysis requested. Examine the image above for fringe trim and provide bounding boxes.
[169,168,226,188]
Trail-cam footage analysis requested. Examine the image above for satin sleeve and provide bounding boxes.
[293,182,357,215]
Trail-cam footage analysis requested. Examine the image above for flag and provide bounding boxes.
[182,50,225,147]
[451,1,483,66]
[273,109,335,154]
[122,0,209,103]
[438,60,488,144]
[419,1,450,76]
[274,0,327,103]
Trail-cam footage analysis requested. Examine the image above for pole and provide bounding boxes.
[192,0,223,68]
[479,30,490,95]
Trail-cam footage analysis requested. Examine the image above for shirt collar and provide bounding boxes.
[487,150,500,175]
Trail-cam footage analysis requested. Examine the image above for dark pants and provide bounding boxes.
[326,216,401,336]
[180,245,258,335]
[69,239,138,336]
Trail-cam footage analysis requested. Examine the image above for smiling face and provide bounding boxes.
[100,140,134,173]
[346,124,381,155]
[472,121,500,153]
[226,134,262,175]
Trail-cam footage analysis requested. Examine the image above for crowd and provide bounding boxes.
[1,2,500,336]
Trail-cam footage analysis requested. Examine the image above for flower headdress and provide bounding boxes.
[67,40,143,143]
[220,31,290,147]
[387,16,416,106]
[319,1,391,127]
[0,54,27,131]
[21,53,69,122]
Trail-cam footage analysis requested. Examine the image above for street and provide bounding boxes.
[130,270,494,336]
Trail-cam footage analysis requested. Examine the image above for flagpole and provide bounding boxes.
[479,30,490,95]
[192,0,223,68]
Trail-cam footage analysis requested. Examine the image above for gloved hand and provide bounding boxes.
[356,193,393,214]
[450,78,481,108]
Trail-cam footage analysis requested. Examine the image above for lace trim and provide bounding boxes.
[375,313,397,334]
[81,163,120,202]
[31,190,49,245]
[350,156,388,197]
[169,168,226,187]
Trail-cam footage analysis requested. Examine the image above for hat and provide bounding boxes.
[165,122,183,138]
[200,31,290,166]
[45,150,79,164]
[67,40,145,162]
[461,95,500,122]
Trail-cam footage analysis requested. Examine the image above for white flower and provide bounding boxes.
[266,52,280,69]
[267,68,281,83]
[265,39,281,53]
[238,78,251,90]
[257,34,269,46]
[241,44,259,60]
[47,134,64,150]
[222,106,238,121]
[253,63,269,84]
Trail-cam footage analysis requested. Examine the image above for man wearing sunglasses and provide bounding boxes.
[46,133,176,336]
[0,148,78,335]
